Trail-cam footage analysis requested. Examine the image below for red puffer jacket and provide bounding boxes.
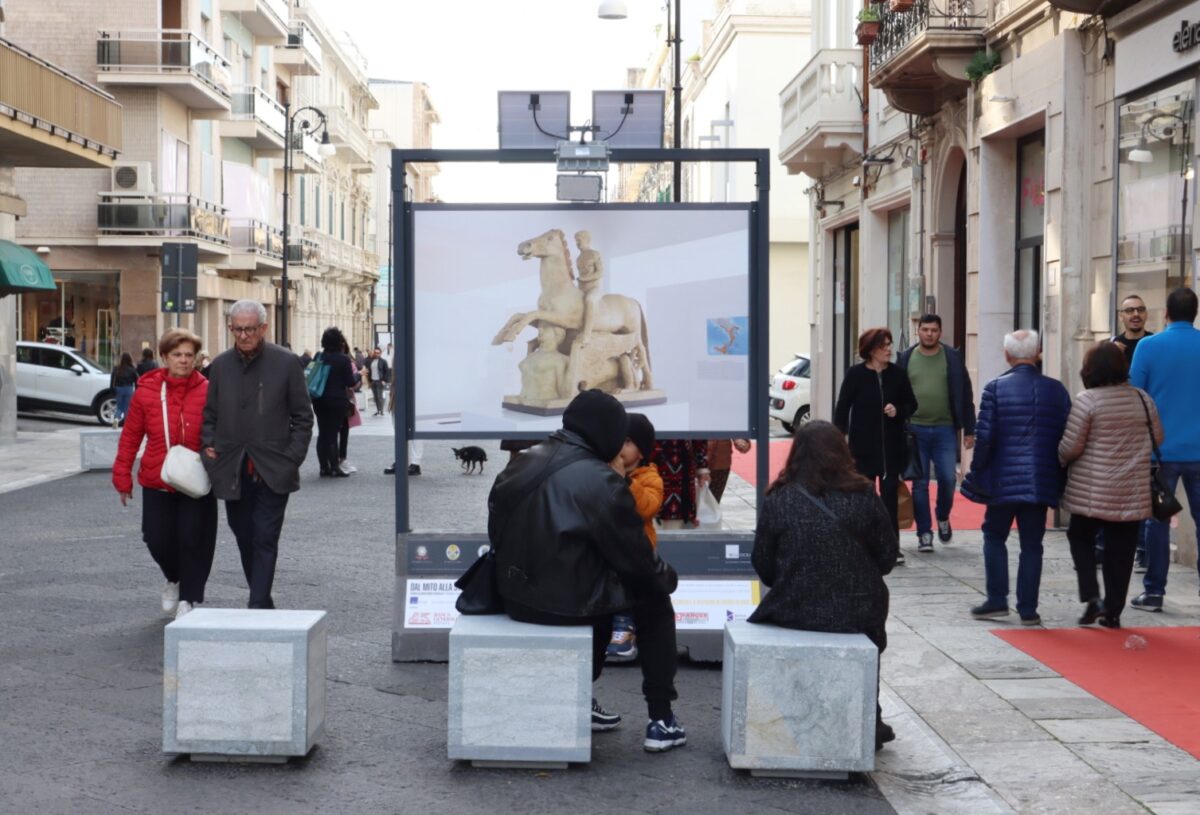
[112,367,209,494]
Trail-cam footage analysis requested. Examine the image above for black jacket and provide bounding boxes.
[488,430,676,618]
[314,351,356,403]
[749,485,896,650]
[201,342,313,499]
[834,363,918,478]
[895,342,977,435]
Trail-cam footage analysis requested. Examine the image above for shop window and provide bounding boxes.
[887,209,910,348]
[1117,78,1195,332]
[1015,132,1045,333]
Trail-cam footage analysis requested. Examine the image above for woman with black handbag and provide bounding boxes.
[1059,342,1164,629]
[834,327,918,565]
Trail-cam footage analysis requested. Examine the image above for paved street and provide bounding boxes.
[3,410,1200,813]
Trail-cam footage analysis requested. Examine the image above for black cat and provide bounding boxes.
[452,446,488,474]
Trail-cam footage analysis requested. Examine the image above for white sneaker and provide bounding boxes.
[175,601,194,620]
[161,582,180,614]
[339,461,358,474]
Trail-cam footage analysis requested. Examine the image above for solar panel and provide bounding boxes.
[591,90,665,149]
[497,91,570,149]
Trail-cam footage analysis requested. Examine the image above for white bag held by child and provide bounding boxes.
[696,481,722,528]
[158,383,211,499]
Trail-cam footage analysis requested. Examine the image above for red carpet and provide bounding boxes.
[730,441,988,530]
[995,627,1200,759]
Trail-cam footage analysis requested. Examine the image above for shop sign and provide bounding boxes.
[1173,20,1200,53]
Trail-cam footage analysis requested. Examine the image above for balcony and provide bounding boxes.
[225,85,286,152]
[222,0,290,43]
[323,105,372,168]
[96,30,232,113]
[305,228,378,278]
[867,0,986,116]
[779,49,863,179]
[97,192,230,258]
[275,23,322,76]
[230,218,284,272]
[0,37,121,168]
[287,227,322,270]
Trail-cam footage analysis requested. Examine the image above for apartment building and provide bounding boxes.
[0,31,122,438]
[5,0,377,362]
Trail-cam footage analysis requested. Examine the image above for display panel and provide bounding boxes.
[411,205,752,435]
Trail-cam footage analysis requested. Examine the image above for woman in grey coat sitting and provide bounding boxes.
[749,420,899,750]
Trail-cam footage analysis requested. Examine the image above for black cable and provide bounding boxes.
[597,107,630,142]
[531,104,568,141]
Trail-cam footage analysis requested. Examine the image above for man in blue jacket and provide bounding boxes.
[961,330,1071,625]
[897,314,976,553]
[1129,287,1200,612]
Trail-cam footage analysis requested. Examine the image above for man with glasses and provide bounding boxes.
[1112,294,1153,364]
[202,300,313,609]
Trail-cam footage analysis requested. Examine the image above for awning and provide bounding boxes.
[0,240,56,297]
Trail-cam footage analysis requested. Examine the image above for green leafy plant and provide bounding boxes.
[965,50,1002,83]
[857,6,882,22]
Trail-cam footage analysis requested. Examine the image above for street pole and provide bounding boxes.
[281,100,291,347]
[670,0,682,203]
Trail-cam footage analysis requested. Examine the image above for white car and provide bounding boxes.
[15,341,118,425]
[768,354,811,433]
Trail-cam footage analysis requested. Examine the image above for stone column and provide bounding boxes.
[0,166,18,442]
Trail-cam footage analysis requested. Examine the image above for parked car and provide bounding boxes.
[15,341,117,425]
[768,353,811,433]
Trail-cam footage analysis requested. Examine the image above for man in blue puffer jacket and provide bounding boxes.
[961,330,1071,625]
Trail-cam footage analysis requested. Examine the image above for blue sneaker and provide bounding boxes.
[644,714,687,752]
[591,698,621,731]
[607,615,638,662]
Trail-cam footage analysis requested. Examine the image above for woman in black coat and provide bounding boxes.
[750,420,899,750]
[312,327,357,477]
[834,327,917,548]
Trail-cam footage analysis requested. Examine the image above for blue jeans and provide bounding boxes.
[1142,461,1200,596]
[911,424,958,535]
[115,385,135,421]
[982,503,1048,618]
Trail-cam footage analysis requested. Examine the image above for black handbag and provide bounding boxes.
[454,549,501,614]
[1135,391,1182,522]
[901,428,925,481]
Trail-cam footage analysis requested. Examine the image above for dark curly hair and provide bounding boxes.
[768,420,873,497]
[320,326,348,354]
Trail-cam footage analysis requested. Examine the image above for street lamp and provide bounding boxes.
[599,0,683,202]
[281,102,335,348]
[1127,111,1193,279]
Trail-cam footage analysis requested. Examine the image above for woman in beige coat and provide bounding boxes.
[1059,342,1164,629]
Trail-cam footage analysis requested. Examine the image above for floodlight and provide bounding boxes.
[597,0,628,19]
[592,90,665,148]
[557,174,603,202]
[498,91,570,149]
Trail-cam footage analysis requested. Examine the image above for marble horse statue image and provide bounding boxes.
[492,228,666,414]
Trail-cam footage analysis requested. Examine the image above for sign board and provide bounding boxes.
[1116,1,1200,97]
[160,242,198,314]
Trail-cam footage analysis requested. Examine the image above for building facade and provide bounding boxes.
[6,0,377,363]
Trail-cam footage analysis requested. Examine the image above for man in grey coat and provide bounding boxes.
[202,300,313,608]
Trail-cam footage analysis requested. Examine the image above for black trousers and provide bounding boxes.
[312,398,347,473]
[141,487,217,603]
[875,474,900,532]
[339,416,350,461]
[224,461,290,609]
[1067,514,1139,619]
[508,593,679,719]
[371,381,385,414]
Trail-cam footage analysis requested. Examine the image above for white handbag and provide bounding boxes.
[158,382,211,499]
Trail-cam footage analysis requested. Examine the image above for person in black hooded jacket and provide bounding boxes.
[488,389,687,753]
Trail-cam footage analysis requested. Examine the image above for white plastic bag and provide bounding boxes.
[696,481,722,528]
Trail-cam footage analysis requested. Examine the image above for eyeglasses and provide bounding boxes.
[229,325,262,335]
[1120,306,1147,315]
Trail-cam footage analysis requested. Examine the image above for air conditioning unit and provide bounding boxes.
[111,161,153,194]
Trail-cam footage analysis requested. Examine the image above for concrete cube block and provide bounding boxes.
[448,615,592,767]
[721,620,877,778]
[163,609,327,760]
[80,428,122,470]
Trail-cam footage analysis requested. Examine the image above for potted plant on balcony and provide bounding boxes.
[889,0,914,11]
[856,6,882,46]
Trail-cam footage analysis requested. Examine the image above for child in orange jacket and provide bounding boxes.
[607,413,661,662]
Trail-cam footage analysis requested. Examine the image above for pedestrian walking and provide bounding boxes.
[368,347,390,416]
[489,390,685,752]
[112,329,216,620]
[1129,287,1200,612]
[706,438,752,503]
[310,327,357,478]
[110,352,138,423]
[651,439,709,528]
[1059,342,1163,629]
[135,347,158,377]
[749,421,899,751]
[202,300,313,610]
[961,330,1070,625]
[834,327,918,564]
[896,314,976,553]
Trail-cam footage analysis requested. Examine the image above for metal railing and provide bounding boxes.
[230,218,283,257]
[322,104,371,161]
[868,0,987,73]
[97,29,232,99]
[1117,226,1190,265]
[283,22,323,66]
[288,130,323,165]
[98,192,229,244]
[0,36,122,158]
[231,85,286,140]
[287,227,322,267]
[260,0,291,30]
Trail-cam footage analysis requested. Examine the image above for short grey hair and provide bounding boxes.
[228,299,268,325]
[1004,329,1040,361]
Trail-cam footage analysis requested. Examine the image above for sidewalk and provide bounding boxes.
[2,420,1198,813]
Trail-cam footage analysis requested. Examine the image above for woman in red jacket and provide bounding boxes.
[113,329,217,620]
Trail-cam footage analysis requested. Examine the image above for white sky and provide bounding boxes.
[315,0,701,202]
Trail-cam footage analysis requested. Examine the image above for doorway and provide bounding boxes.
[1015,132,1045,333]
